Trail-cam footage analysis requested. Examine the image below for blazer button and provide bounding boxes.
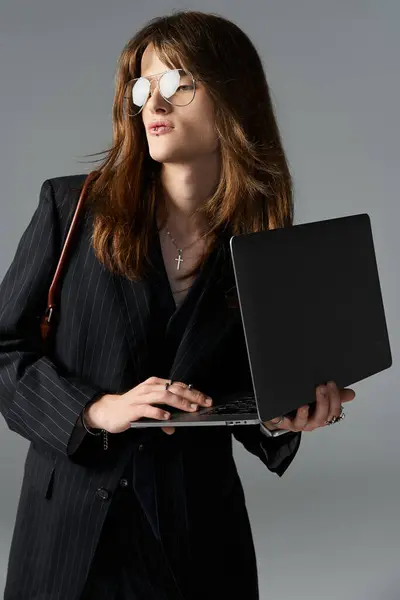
[96,487,110,500]
[138,443,145,452]
[119,478,129,488]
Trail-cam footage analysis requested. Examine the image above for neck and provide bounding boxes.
[156,156,220,240]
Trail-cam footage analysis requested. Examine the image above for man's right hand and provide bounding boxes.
[84,377,213,436]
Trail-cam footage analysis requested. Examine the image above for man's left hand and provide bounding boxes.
[263,381,356,433]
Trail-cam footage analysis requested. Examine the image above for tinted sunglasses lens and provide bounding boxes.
[159,69,180,98]
[131,77,150,108]
[159,69,194,106]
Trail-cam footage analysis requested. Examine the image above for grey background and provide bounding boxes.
[1,1,399,599]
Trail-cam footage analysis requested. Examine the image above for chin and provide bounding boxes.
[148,148,186,163]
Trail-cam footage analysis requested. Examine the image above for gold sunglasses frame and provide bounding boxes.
[123,69,197,116]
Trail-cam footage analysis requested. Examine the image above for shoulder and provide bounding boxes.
[38,172,93,226]
[40,173,88,207]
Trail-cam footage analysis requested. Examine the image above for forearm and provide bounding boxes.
[0,349,105,457]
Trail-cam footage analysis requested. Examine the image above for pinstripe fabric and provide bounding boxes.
[0,174,302,600]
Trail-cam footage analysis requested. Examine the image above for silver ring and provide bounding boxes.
[271,416,284,427]
[187,383,193,391]
[325,405,345,425]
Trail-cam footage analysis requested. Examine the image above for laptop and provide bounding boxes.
[130,213,392,428]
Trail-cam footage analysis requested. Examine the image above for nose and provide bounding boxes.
[146,82,170,114]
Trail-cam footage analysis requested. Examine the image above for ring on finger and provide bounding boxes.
[325,405,345,425]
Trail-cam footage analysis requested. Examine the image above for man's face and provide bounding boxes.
[139,43,219,165]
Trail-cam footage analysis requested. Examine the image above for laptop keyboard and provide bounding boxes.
[200,394,256,415]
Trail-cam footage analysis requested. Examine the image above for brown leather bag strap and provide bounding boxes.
[40,170,100,345]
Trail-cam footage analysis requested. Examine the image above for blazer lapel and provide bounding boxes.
[110,272,153,385]
[168,233,242,384]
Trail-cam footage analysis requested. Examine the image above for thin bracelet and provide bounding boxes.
[80,408,109,450]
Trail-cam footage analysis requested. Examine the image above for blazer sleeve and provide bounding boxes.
[233,424,302,477]
[0,178,106,460]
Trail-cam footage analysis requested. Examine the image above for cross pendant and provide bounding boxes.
[175,250,183,270]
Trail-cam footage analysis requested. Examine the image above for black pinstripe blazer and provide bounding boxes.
[0,174,302,600]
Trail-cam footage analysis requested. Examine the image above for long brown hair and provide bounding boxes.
[84,10,294,281]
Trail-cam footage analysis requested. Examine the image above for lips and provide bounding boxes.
[147,120,174,132]
[148,126,173,137]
